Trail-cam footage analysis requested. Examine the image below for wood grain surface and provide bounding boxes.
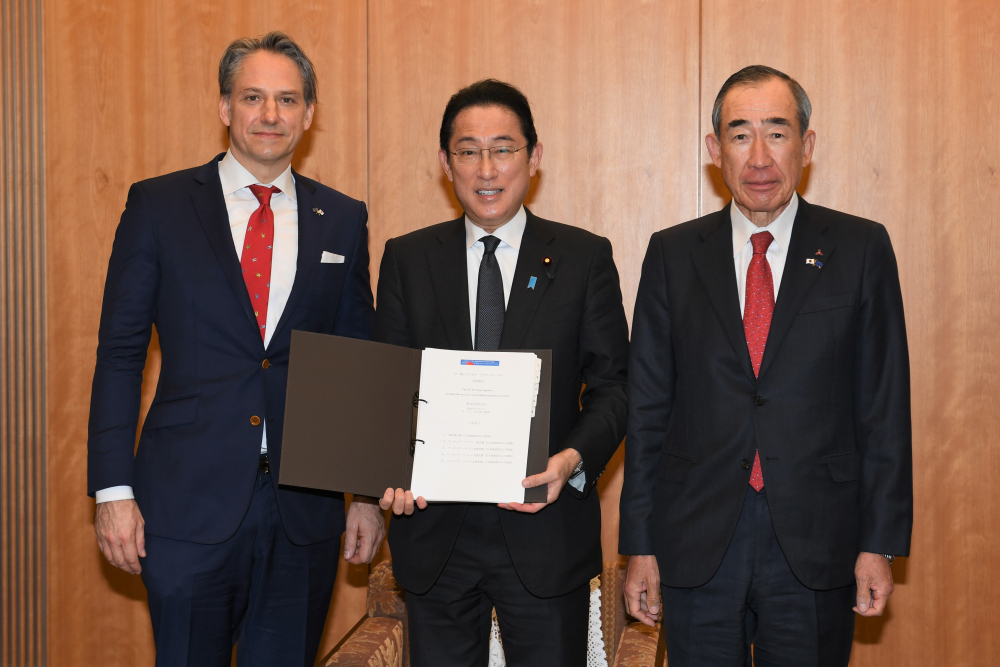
[42,1,369,663]
[38,0,1000,663]
[367,0,702,319]
[700,1,1000,664]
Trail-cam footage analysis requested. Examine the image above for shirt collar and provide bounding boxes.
[730,193,798,258]
[465,206,527,251]
[218,148,297,201]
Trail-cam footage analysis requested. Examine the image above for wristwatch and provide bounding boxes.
[882,554,895,564]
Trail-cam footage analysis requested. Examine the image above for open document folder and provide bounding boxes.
[278,331,551,504]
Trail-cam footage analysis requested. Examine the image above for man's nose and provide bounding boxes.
[476,150,499,180]
[748,137,770,167]
[261,97,279,122]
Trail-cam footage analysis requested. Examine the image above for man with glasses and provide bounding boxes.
[375,79,629,666]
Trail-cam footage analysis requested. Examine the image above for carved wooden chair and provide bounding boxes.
[319,559,665,667]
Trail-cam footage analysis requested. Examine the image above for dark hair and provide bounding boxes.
[219,31,318,105]
[439,79,538,156]
[712,65,811,138]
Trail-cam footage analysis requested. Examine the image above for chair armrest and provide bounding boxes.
[321,616,403,667]
[612,623,660,667]
[601,559,632,664]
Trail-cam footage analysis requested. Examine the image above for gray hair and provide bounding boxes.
[712,65,811,138]
[219,31,317,105]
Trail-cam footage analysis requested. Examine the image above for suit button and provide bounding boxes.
[250,415,261,426]
[262,359,270,369]
[753,395,764,406]
[742,459,751,469]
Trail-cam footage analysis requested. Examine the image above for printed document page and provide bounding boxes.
[410,348,540,503]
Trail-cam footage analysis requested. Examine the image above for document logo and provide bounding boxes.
[460,360,500,366]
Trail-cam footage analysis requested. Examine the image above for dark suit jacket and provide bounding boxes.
[374,210,629,598]
[87,153,374,546]
[620,199,912,590]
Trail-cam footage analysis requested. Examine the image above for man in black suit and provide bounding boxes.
[375,79,629,665]
[620,66,912,666]
[88,33,384,665]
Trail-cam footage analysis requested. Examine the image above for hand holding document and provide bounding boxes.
[409,349,542,503]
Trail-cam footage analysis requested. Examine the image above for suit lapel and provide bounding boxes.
[499,210,557,349]
[758,198,834,380]
[691,206,757,384]
[427,218,474,350]
[190,156,260,338]
[268,172,321,349]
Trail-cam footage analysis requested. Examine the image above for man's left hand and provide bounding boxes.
[854,551,894,616]
[499,448,582,514]
[344,496,386,564]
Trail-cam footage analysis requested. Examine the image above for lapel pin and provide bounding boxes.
[528,276,537,290]
[815,249,824,256]
[312,207,324,216]
[542,256,555,279]
[806,258,823,268]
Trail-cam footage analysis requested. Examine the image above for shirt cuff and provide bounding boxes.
[95,486,135,503]
[567,471,586,492]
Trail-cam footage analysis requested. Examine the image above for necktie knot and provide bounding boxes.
[750,231,774,255]
[481,235,501,255]
[248,184,281,208]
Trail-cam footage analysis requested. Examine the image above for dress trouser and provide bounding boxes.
[405,504,590,667]
[662,486,856,667]
[140,463,340,667]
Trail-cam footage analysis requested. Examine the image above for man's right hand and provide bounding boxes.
[379,487,428,516]
[95,499,146,574]
[624,554,662,627]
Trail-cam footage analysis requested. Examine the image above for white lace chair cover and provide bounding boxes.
[488,576,608,667]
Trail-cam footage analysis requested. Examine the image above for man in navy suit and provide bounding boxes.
[87,32,383,666]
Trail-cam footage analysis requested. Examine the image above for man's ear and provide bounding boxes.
[219,96,232,128]
[438,149,454,183]
[528,142,543,177]
[303,101,315,131]
[801,129,816,167]
[705,133,723,169]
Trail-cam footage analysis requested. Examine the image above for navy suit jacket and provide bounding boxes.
[620,199,913,590]
[88,153,374,545]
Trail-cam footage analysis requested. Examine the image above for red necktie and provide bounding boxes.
[744,231,774,492]
[241,185,280,341]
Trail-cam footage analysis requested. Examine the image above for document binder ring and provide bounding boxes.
[410,392,427,456]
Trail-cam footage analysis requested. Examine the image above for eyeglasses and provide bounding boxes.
[449,145,529,166]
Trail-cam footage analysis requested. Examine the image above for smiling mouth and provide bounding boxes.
[476,189,502,196]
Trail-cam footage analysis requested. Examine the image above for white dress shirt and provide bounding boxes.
[465,206,527,346]
[96,150,298,503]
[732,193,798,314]
[464,206,585,492]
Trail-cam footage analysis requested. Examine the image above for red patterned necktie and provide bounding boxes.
[744,231,774,492]
[241,185,280,341]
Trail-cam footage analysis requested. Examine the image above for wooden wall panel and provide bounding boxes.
[367,0,702,565]
[42,1,369,663]
[700,0,1000,663]
[1,0,45,664]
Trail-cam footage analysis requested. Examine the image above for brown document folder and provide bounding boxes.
[279,331,551,502]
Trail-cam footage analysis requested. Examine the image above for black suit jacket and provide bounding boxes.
[88,154,374,545]
[374,210,629,598]
[620,199,912,590]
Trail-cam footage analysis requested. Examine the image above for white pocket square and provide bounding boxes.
[321,251,345,264]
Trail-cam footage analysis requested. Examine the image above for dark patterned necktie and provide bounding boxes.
[475,235,504,351]
[744,231,774,492]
